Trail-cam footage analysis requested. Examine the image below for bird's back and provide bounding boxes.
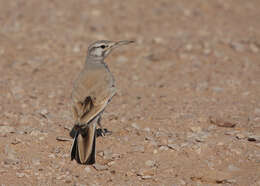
[71,61,116,124]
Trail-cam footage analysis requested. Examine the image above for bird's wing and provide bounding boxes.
[71,66,116,124]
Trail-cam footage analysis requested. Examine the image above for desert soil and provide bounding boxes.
[0,0,260,185]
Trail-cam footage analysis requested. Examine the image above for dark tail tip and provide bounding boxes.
[69,126,77,138]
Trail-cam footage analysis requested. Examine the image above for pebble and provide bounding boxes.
[254,108,260,114]
[143,127,150,132]
[30,130,42,136]
[190,126,202,133]
[131,123,140,130]
[93,164,108,171]
[137,168,155,177]
[167,144,180,151]
[236,133,246,139]
[103,150,113,160]
[141,175,153,180]
[212,87,223,93]
[159,145,169,151]
[4,145,19,164]
[185,43,193,51]
[203,48,211,55]
[248,135,260,143]
[73,45,81,53]
[228,164,240,171]
[132,145,145,153]
[40,109,48,116]
[112,153,121,159]
[153,37,165,44]
[0,126,15,134]
[107,161,115,166]
[84,167,91,173]
[249,43,259,53]
[126,171,134,177]
[230,41,245,52]
[16,173,28,178]
[11,138,22,145]
[48,154,55,158]
[32,158,41,166]
[145,160,156,167]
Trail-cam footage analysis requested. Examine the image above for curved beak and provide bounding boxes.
[110,40,134,49]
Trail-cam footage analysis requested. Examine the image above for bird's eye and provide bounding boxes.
[100,45,106,49]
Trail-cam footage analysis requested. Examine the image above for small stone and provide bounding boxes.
[11,138,21,145]
[126,171,134,177]
[230,148,242,155]
[179,179,186,185]
[56,136,72,141]
[84,167,91,173]
[91,9,101,16]
[210,117,236,128]
[40,109,48,116]
[230,42,245,52]
[254,108,260,114]
[30,130,42,136]
[16,173,26,178]
[195,136,206,142]
[103,150,113,160]
[73,45,81,53]
[249,43,259,53]
[137,168,155,177]
[145,160,156,167]
[167,144,180,151]
[153,37,164,44]
[185,44,193,51]
[132,75,139,81]
[93,164,108,171]
[236,133,246,139]
[48,154,55,158]
[141,175,153,180]
[112,153,120,159]
[228,164,240,171]
[131,123,140,130]
[190,126,202,133]
[56,175,66,180]
[65,179,72,184]
[143,127,150,132]
[212,87,223,93]
[32,158,41,166]
[203,48,211,55]
[107,161,115,166]
[132,145,145,153]
[0,126,15,134]
[4,145,19,164]
[159,145,169,151]
[98,151,104,157]
[248,135,260,143]
[153,149,158,154]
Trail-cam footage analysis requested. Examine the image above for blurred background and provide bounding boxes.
[0,0,260,185]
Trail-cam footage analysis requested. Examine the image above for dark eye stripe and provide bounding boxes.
[100,45,106,49]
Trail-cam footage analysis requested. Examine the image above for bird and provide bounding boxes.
[70,40,134,165]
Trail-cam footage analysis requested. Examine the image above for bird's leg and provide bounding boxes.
[97,116,105,137]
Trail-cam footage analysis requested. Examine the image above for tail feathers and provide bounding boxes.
[70,124,96,165]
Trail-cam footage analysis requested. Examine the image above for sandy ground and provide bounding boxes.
[0,0,260,185]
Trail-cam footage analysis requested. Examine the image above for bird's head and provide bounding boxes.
[87,40,134,59]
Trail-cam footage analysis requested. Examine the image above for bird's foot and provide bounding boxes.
[96,128,112,137]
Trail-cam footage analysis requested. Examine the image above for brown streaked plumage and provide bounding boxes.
[70,40,134,164]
